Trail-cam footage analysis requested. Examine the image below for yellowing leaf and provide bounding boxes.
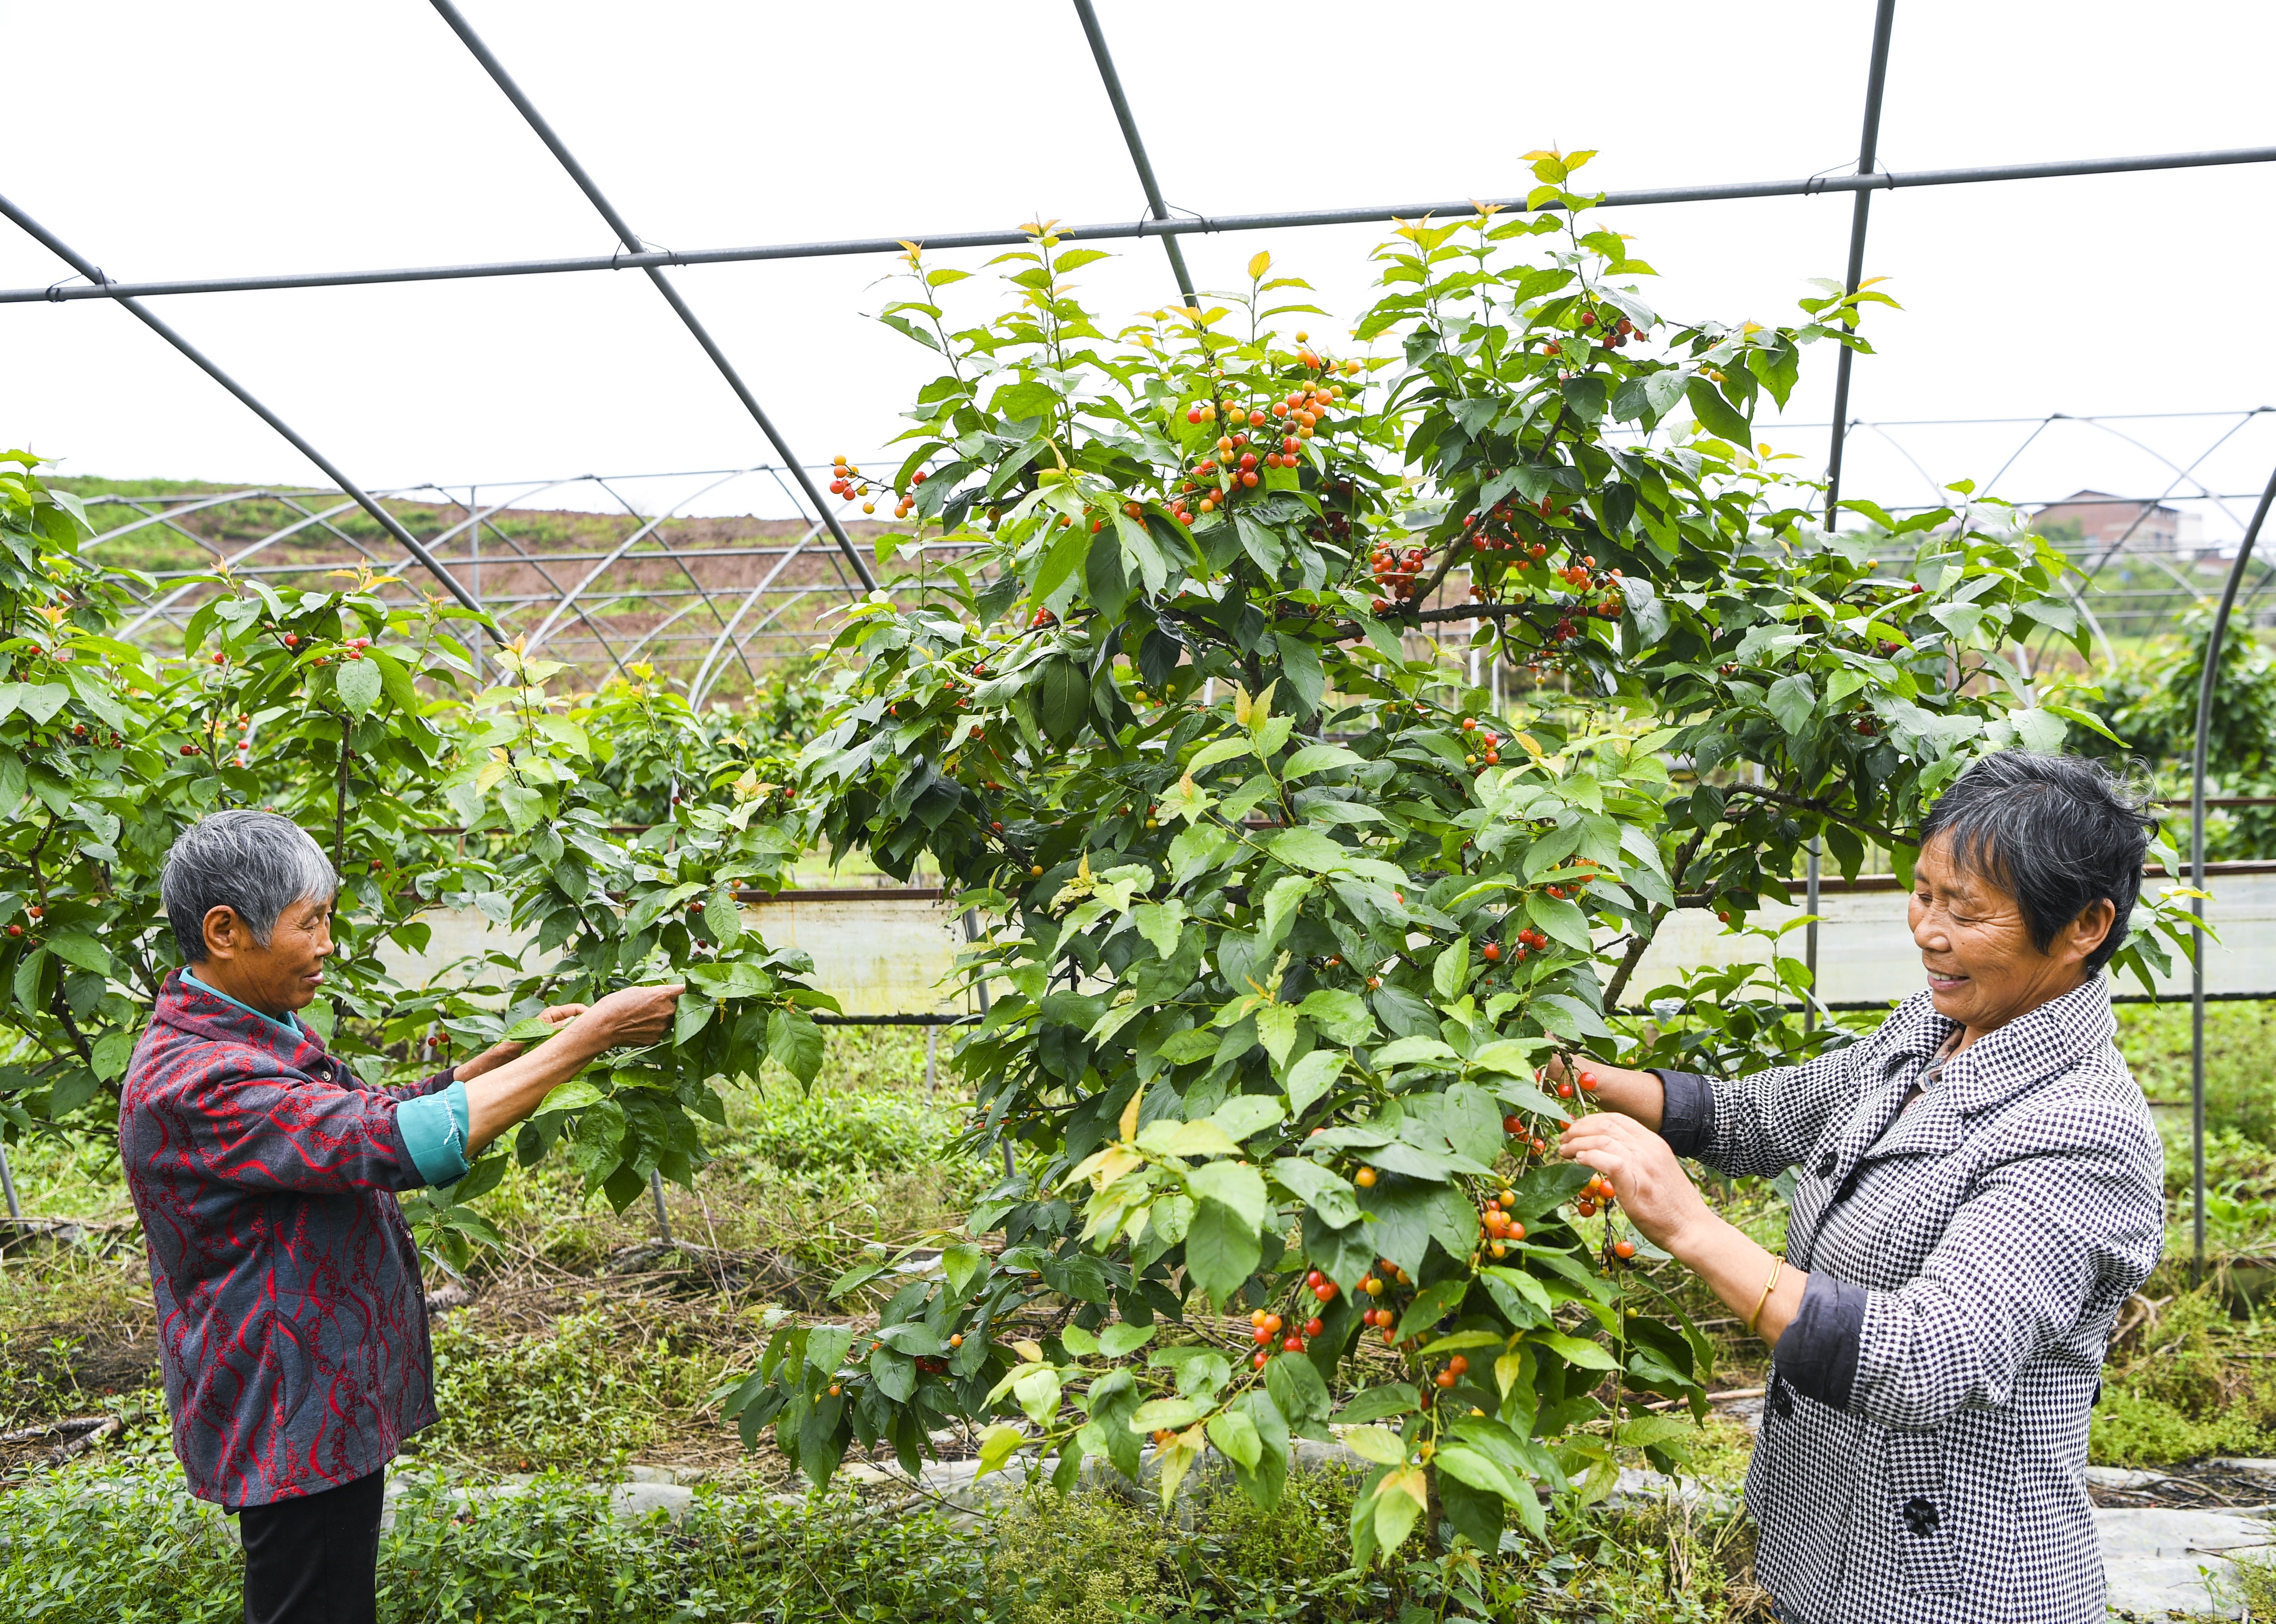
[1247,250,1273,280]
[1118,1089,1142,1143]
[1340,1425,1407,1465]
[1374,1465,1428,1552]
[1495,1353,1526,1398]
[974,1423,1025,1478]
[1011,1339,1047,1364]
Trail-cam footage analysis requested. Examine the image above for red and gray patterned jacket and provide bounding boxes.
[120,972,454,1508]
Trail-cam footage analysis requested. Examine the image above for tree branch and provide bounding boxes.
[50,985,95,1069]
[1717,784,1900,847]
[1604,828,1705,1008]
[333,738,353,873]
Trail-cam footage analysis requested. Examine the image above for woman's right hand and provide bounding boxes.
[1539,1054,1668,1131]
[575,983,686,1050]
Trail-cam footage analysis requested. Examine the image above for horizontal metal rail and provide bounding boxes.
[10,144,2273,307]
[134,539,978,576]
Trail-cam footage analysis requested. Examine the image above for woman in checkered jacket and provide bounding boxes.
[1559,752,2166,1624]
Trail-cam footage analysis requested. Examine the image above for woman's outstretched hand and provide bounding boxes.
[1555,1073,1811,1346]
[572,982,684,1049]
[460,984,684,1158]
[1556,1111,1717,1253]
[454,1001,589,1083]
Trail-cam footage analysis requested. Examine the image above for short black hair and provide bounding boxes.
[1918,751,2156,973]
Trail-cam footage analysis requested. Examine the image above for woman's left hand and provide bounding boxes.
[1557,1112,1716,1253]
[454,1002,590,1082]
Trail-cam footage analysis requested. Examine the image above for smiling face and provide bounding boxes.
[198,893,336,1016]
[1909,834,2115,1046]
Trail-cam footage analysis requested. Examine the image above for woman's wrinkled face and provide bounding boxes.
[202,893,336,1014]
[1908,834,2112,1042]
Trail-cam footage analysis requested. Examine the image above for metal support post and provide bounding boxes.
[1070,0,1198,305]
[425,0,878,592]
[649,1168,674,1250]
[0,1139,18,1221]
[2187,460,2276,1284]
[1804,839,1822,1034]
[1822,0,1899,527]
[0,193,486,623]
[924,1025,939,1096]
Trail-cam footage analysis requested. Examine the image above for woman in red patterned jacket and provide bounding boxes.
[121,810,684,1624]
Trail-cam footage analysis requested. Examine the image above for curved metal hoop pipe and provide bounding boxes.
[692,587,820,709]
[588,475,762,695]
[521,470,747,656]
[2187,458,2276,1285]
[85,488,299,549]
[687,522,822,705]
[0,193,483,622]
[119,497,364,637]
[424,0,878,594]
[612,598,711,665]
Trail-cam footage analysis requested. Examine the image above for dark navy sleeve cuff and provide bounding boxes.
[1648,1069,1713,1158]
[1775,1271,1866,1412]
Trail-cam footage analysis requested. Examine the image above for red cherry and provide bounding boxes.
[1303,1318,1324,1338]
[1281,1335,1303,1353]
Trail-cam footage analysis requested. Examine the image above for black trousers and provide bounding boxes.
[236,1468,385,1624]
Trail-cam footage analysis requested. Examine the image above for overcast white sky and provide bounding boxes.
[8,1,2276,539]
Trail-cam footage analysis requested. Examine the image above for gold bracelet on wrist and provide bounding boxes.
[1746,1257,1785,1339]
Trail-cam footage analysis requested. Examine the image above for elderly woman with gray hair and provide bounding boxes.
[1551,752,2167,1623]
[120,810,683,1624]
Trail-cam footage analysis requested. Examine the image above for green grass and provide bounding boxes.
[2116,1000,2276,1146]
[13,1009,2276,1617]
[0,1459,1789,1624]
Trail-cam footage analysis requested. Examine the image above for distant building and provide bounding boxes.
[2031,489,2183,555]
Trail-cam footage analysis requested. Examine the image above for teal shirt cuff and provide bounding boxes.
[397,1078,471,1186]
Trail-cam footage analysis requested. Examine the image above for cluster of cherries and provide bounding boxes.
[177,711,257,767]
[829,1330,970,1396]
[24,722,121,750]
[1244,1269,1342,1369]
[887,469,929,524]
[1480,1187,1526,1256]
[1358,1256,1414,1344]
[1458,715,1503,770]
[1305,478,1359,555]
[1367,542,1429,610]
[5,902,45,940]
[268,630,366,668]
[1540,309,1642,360]
[1174,358,1347,523]
[827,455,875,513]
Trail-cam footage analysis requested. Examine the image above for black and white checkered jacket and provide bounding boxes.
[1659,978,2164,1624]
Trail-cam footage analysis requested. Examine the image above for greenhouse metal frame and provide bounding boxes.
[2,0,2267,1275]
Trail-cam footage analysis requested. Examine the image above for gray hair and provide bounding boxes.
[160,810,340,963]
